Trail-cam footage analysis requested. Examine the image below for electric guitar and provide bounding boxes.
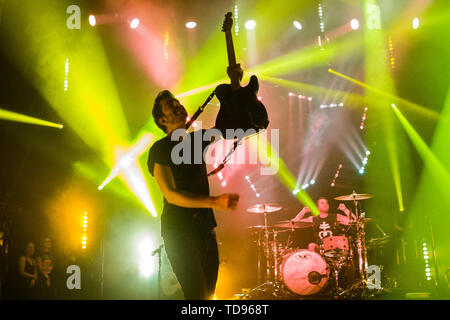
[214,12,269,137]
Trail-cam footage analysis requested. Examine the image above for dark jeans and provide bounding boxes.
[163,230,219,300]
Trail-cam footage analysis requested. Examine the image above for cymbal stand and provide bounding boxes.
[256,230,262,285]
[325,255,349,296]
[352,196,368,281]
[339,196,370,298]
[245,209,286,299]
[263,210,271,283]
[361,215,369,280]
[253,211,269,286]
[272,231,280,281]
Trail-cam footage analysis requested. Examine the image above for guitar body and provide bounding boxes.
[215,75,269,137]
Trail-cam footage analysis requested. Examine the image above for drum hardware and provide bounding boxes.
[349,217,372,225]
[333,192,382,298]
[347,215,370,295]
[247,225,292,287]
[245,203,288,297]
[367,235,391,250]
[247,225,272,229]
[337,279,368,298]
[335,191,372,282]
[334,192,374,201]
[247,225,273,285]
[324,253,354,296]
[337,269,391,299]
[273,220,313,229]
[246,203,283,214]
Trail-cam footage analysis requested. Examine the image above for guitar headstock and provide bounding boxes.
[221,12,233,33]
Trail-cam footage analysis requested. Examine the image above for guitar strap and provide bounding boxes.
[183,89,243,177]
[184,90,216,130]
[207,136,243,176]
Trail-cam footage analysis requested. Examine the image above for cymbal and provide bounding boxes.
[350,217,373,225]
[247,225,273,230]
[246,203,283,214]
[335,193,374,201]
[367,235,391,249]
[273,220,313,229]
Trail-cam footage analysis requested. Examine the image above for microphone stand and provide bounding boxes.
[151,244,164,299]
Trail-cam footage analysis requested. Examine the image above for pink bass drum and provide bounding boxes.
[280,249,329,296]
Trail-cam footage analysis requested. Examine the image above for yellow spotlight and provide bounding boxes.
[0,108,64,129]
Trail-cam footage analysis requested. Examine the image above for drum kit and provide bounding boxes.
[243,191,389,299]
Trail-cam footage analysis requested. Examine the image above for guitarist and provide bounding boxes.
[147,66,242,299]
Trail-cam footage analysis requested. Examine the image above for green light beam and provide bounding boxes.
[391,103,450,188]
[0,108,63,129]
[247,133,319,215]
[258,75,366,107]
[328,68,441,119]
[247,32,362,79]
[362,0,411,214]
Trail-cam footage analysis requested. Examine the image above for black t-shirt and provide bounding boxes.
[147,129,217,237]
[312,213,346,245]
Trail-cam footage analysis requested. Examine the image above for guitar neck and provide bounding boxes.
[224,30,240,89]
[225,30,237,67]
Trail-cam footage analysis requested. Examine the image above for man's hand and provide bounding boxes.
[308,243,320,253]
[213,193,240,210]
[337,214,351,226]
[338,203,347,212]
[292,206,310,222]
[301,206,311,214]
[227,64,244,82]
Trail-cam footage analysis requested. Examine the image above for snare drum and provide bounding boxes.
[323,236,349,258]
[280,249,329,296]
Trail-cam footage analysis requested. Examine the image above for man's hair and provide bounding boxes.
[317,197,328,204]
[153,90,175,133]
